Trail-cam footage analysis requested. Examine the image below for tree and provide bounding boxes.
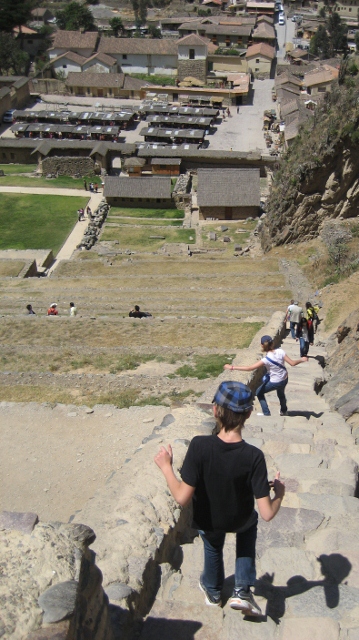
[310,25,330,58]
[56,2,95,31]
[0,0,37,33]
[36,24,55,55]
[327,11,347,52]
[0,31,29,74]
[131,0,148,26]
[109,16,124,37]
[148,24,162,38]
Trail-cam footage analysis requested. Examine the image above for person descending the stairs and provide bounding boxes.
[154,381,285,615]
[225,335,308,416]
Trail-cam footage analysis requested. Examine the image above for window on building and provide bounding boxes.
[256,58,260,63]
[108,88,112,95]
[189,48,195,59]
[255,67,259,71]
[156,198,160,202]
[87,88,90,95]
[123,54,127,60]
[2,153,6,158]
[63,64,67,68]
[318,86,327,92]
[10,153,14,159]
[212,36,217,44]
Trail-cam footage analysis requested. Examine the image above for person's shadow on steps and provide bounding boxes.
[286,410,324,419]
[253,553,352,624]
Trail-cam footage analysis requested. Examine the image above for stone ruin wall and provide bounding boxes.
[0,512,113,640]
[177,59,207,83]
[41,157,95,177]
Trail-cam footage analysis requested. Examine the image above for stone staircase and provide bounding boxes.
[122,336,359,640]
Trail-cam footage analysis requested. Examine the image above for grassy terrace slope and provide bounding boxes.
[0,248,290,407]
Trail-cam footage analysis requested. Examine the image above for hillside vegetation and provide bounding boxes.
[261,75,359,250]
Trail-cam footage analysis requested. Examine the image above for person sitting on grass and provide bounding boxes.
[47,303,58,316]
[224,335,308,417]
[69,302,77,317]
[129,305,152,319]
[26,304,35,315]
[154,381,285,615]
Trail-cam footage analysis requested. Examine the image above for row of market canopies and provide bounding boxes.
[12,110,136,128]
[11,123,121,141]
[139,104,219,118]
[146,115,213,129]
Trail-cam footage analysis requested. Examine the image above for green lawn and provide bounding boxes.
[0,164,37,174]
[0,165,101,193]
[100,224,196,250]
[109,207,184,219]
[107,218,183,226]
[0,193,88,254]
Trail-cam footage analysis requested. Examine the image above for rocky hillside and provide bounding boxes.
[261,77,359,251]
[321,307,359,431]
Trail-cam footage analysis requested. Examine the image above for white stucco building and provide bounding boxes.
[97,37,178,75]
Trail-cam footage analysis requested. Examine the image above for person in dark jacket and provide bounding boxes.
[129,305,152,318]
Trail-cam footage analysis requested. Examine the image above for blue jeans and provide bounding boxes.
[199,517,257,599]
[290,321,297,339]
[256,377,288,416]
[299,337,309,357]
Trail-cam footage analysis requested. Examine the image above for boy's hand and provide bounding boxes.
[301,356,309,362]
[154,445,173,471]
[270,471,285,499]
[223,364,232,370]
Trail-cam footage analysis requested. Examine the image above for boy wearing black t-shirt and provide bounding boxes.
[154,380,285,615]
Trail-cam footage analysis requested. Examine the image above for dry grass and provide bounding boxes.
[58,254,282,277]
[100,225,195,249]
[0,261,26,277]
[0,318,264,350]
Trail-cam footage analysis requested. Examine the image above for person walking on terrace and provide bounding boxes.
[154,381,285,614]
[224,335,308,417]
[296,317,312,357]
[286,301,303,339]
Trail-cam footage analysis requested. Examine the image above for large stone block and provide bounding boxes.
[278,617,340,640]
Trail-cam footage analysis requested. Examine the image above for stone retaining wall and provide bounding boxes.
[0,512,113,640]
[177,60,207,83]
[41,157,95,177]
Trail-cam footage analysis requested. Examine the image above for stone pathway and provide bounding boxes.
[133,336,359,640]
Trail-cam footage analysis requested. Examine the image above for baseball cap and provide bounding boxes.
[213,381,253,413]
[261,335,272,344]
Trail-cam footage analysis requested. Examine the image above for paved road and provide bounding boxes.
[208,79,275,153]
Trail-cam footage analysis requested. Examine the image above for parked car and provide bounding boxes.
[2,109,15,123]
[292,15,298,21]
[279,15,285,25]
